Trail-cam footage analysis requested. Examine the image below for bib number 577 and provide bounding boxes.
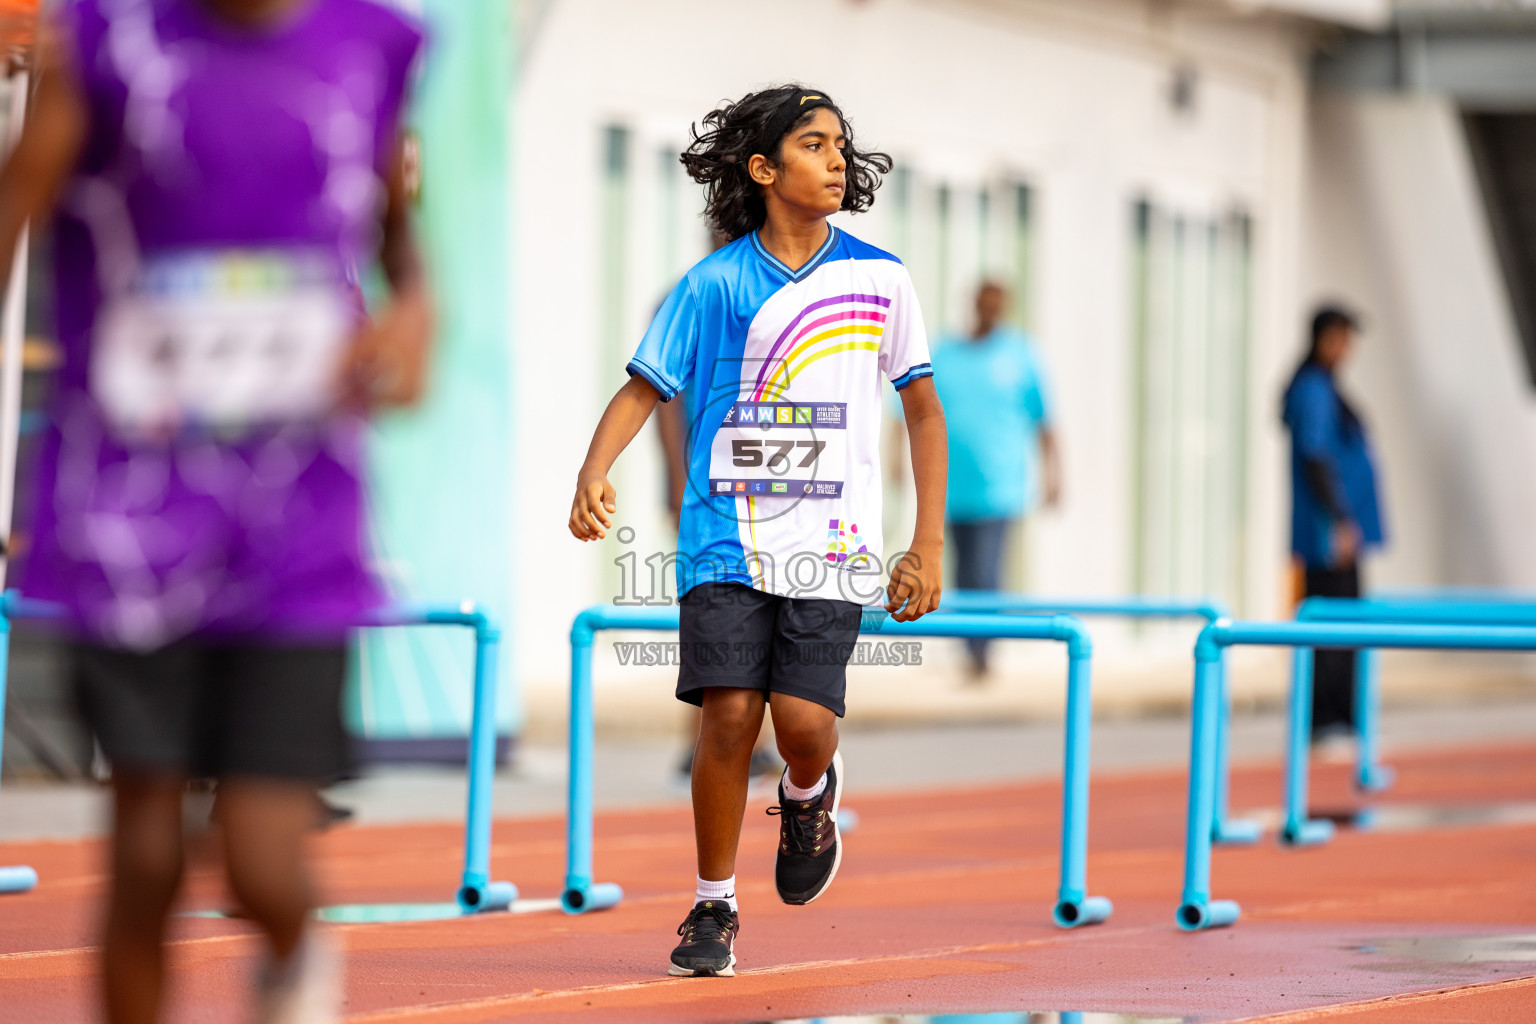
[732,438,826,469]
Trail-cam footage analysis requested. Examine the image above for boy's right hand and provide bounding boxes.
[569,474,617,541]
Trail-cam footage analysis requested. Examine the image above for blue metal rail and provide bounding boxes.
[1283,595,1536,845]
[563,604,1113,929]
[1179,618,1536,931]
[0,591,511,912]
[940,591,1260,845]
[0,594,45,894]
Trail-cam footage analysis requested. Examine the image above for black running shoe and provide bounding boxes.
[769,749,843,905]
[668,900,739,977]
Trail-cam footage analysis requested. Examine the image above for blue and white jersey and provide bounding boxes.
[629,228,931,605]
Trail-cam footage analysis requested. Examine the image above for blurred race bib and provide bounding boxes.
[91,249,352,439]
[707,401,847,499]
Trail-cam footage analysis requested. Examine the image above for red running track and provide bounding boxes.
[1,743,1534,1022]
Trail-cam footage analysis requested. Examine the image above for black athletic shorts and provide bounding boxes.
[72,640,352,782]
[676,582,863,717]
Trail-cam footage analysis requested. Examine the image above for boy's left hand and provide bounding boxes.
[885,540,942,622]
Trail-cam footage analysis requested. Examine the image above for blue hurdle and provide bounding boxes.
[0,593,49,894]
[1350,587,1536,794]
[1374,586,1536,604]
[1282,595,1536,846]
[1179,618,1536,931]
[941,591,1261,845]
[563,604,1113,928]
[0,591,513,913]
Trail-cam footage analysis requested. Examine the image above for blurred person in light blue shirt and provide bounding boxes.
[931,281,1061,678]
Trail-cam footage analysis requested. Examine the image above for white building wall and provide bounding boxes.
[510,0,1314,692]
[1303,93,1536,591]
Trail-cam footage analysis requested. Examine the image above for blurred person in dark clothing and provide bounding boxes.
[1282,305,1386,744]
[931,281,1059,678]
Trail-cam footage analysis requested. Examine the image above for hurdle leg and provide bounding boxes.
[455,617,516,912]
[1177,651,1239,930]
[561,625,621,913]
[1354,648,1394,792]
[0,610,37,895]
[1210,650,1261,845]
[1280,646,1335,846]
[1052,647,1110,928]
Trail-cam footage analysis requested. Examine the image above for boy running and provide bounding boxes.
[568,84,946,977]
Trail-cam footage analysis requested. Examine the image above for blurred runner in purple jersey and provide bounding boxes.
[0,1,430,1020]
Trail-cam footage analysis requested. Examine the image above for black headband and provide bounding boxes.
[755,92,839,159]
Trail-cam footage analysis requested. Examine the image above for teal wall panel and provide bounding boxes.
[348,0,518,749]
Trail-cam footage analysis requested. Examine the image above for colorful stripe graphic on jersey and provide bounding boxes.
[751,294,892,400]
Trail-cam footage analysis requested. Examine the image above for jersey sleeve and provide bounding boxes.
[881,270,933,391]
[627,276,699,402]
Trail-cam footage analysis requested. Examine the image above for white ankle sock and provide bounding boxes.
[782,769,827,802]
[694,875,737,911]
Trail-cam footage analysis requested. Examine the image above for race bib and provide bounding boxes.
[707,401,846,499]
[91,250,352,439]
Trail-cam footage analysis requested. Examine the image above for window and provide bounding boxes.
[1130,200,1253,609]
[1464,112,1536,386]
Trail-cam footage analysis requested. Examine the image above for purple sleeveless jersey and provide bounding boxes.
[19,0,423,649]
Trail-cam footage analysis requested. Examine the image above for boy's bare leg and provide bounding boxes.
[103,774,186,1024]
[681,705,778,775]
[218,778,318,963]
[767,692,837,788]
[692,687,767,880]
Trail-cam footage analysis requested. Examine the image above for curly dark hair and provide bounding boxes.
[681,84,893,241]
